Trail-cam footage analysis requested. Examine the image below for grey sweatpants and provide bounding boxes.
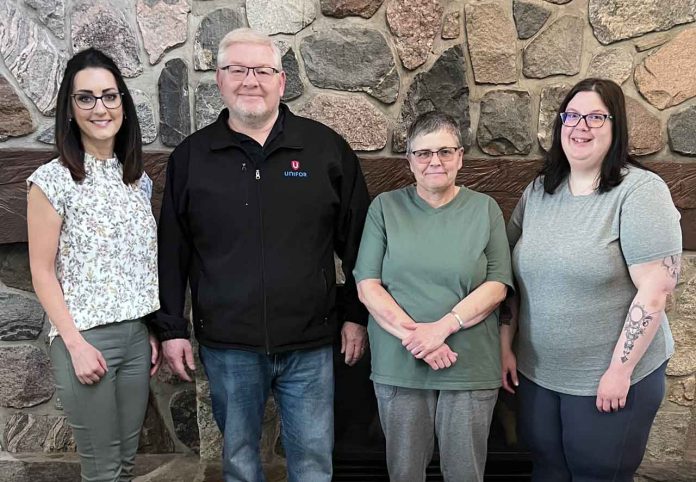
[50,319,151,482]
[374,382,498,482]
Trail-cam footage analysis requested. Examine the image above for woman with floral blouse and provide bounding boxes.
[26,48,160,482]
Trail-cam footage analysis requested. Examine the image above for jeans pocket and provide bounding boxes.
[373,382,397,400]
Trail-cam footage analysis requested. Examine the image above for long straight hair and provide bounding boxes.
[54,48,143,184]
[540,78,647,194]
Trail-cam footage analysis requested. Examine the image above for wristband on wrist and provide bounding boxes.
[450,310,464,330]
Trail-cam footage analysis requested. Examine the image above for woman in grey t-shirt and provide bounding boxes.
[501,78,681,481]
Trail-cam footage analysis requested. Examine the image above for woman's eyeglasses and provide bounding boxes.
[71,92,123,110]
[560,112,613,129]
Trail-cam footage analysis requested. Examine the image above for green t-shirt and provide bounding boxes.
[353,185,514,390]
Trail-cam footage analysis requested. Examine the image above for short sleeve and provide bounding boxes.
[620,177,682,265]
[485,200,515,293]
[140,172,153,200]
[506,180,533,248]
[26,160,68,218]
[353,196,387,282]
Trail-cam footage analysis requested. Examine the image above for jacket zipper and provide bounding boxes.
[241,162,249,207]
[321,268,329,323]
[256,168,271,354]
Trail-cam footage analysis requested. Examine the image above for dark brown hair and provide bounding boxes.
[540,78,646,194]
[54,48,143,184]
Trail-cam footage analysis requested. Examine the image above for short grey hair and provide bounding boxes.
[217,28,283,70]
[406,111,463,154]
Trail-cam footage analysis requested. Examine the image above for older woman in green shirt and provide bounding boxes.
[354,111,514,482]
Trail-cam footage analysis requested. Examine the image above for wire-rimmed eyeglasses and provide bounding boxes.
[409,147,462,164]
[219,65,280,82]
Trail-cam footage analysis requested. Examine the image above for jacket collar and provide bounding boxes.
[209,103,303,151]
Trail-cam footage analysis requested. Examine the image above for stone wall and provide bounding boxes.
[0,0,695,472]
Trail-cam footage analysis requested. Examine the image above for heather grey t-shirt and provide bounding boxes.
[507,167,681,396]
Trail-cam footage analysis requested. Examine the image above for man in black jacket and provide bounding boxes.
[150,28,369,482]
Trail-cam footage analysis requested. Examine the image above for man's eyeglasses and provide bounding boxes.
[219,65,280,82]
[560,112,613,129]
[409,147,461,164]
[71,92,123,110]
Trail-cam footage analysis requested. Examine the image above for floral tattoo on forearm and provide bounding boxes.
[621,302,656,363]
[662,254,681,281]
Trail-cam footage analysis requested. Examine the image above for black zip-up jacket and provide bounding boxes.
[150,105,370,353]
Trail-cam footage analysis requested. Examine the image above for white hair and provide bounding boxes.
[217,28,283,70]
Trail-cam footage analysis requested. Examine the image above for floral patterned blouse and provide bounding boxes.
[27,154,159,339]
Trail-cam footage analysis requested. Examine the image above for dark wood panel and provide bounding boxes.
[1,150,694,249]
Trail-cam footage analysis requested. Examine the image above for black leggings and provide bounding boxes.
[517,362,667,482]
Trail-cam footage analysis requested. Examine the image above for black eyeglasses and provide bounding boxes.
[219,65,280,82]
[71,92,123,110]
[560,112,613,128]
[409,147,461,163]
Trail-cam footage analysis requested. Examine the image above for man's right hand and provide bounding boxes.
[162,339,196,382]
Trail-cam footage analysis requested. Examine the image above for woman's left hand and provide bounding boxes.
[596,366,631,412]
[402,319,453,359]
[149,334,162,376]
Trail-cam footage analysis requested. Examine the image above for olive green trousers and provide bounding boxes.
[50,319,151,482]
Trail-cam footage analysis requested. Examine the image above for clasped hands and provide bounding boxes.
[401,317,458,371]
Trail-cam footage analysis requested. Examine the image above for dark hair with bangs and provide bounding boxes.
[540,78,647,195]
[54,48,143,184]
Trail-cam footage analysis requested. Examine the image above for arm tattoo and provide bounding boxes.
[621,302,656,363]
[662,254,681,281]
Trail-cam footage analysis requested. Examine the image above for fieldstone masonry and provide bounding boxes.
[0,0,695,478]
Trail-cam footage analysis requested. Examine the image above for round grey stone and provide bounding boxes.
[523,16,584,78]
[281,48,303,101]
[537,83,571,151]
[0,345,54,408]
[71,3,142,77]
[668,105,696,156]
[0,243,33,292]
[159,58,191,147]
[246,0,316,35]
[138,396,176,453]
[37,125,55,145]
[321,0,384,18]
[0,74,36,139]
[300,27,399,104]
[393,46,470,153]
[478,90,533,156]
[4,413,75,452]
[0,290,44,341]
[513,0,551,40]
[586,48,633,85]
[170,388,199,452]
[23,0,66,39]
[193,8,248,71]
[0,2,68,114]
[194,81,224,130]
[131,89,158,144]
[589,0,696,45]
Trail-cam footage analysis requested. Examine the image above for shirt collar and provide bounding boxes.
[209,103,303,151]
[83,152,119,169]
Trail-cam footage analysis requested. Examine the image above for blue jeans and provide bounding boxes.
[200,345,334,482]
